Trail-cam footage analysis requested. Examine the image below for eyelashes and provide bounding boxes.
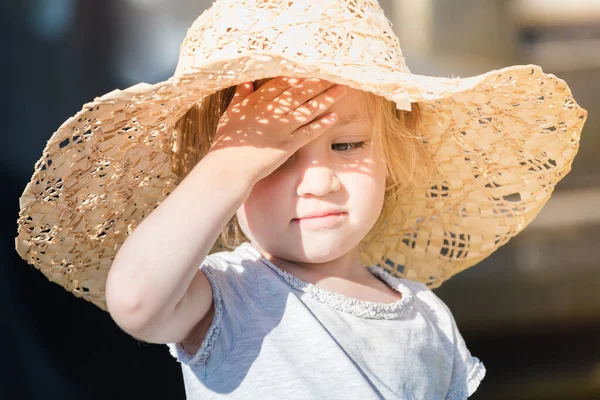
[331,141,367,152]
[276,141,369,171]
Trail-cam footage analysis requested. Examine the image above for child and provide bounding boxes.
[108,76,480,399]
[15,0,587,399]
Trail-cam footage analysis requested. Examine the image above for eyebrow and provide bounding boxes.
[337,113,367,126]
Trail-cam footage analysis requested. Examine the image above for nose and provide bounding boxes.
[296,163,341,197]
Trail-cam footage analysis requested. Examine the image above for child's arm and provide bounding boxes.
[105,77,346,345]
[105,150,254,344]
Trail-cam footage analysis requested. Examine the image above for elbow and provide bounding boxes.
[105,266,161,340]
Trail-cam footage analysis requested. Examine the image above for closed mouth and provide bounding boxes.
[293,212,347,221]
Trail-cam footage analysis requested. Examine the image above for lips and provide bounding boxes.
[294,210,346,220]
[292,211,348,229]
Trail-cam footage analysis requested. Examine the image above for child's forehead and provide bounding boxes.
[337,112,366,126]
[328,87,371,122]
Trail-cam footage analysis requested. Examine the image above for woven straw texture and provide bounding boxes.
[15,0,587,311]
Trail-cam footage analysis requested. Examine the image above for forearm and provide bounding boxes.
[106,150,254,329]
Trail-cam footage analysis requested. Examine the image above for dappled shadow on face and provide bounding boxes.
[208,77,346,153]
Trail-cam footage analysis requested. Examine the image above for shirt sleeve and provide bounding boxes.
[166,251,259,370]
[438,297,486,399]
[444,313,486,398]
[409,280,486,399]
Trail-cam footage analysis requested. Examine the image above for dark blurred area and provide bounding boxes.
[3,1,599,399]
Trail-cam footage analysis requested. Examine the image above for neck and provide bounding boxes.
[251,241,369,283]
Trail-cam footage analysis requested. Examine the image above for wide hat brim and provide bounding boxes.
[15,53,587,311]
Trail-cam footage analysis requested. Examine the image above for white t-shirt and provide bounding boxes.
[167,242,485,399]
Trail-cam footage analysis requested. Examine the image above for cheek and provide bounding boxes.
[343,159,386,217]
[344,172,385,208]
[243,174,289,216]
[371,147,388,202]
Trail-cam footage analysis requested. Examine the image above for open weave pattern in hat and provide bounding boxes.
[15,0,587,311]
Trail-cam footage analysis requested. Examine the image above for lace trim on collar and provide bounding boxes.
[238,242,415,320]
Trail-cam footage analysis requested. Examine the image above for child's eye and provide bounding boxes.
[331,141,367,152]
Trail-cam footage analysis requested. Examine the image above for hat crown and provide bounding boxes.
[174,0,410,77]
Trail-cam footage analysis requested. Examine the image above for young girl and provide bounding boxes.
[105,75,484,399]
[15,0,586,399]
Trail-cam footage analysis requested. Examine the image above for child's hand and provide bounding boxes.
[208,76,348,183]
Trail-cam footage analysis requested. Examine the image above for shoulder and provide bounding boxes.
[398,278,456,334]
[202,242,261,275]
[166,244,263,366]
[198,243,263,307]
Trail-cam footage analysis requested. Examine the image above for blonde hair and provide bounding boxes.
[172,78,434,254]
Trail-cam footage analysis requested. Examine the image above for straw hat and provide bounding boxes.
[15,0,587,311]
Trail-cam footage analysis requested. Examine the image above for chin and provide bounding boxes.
[286,234,359,261]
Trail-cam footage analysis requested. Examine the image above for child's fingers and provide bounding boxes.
[291,112,339,149]
[230,82,254,107]
[274,78,336,116]
[287,84,347,128]
[251,76,306,105]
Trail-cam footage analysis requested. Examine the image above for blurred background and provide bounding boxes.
[2,0,599,399]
